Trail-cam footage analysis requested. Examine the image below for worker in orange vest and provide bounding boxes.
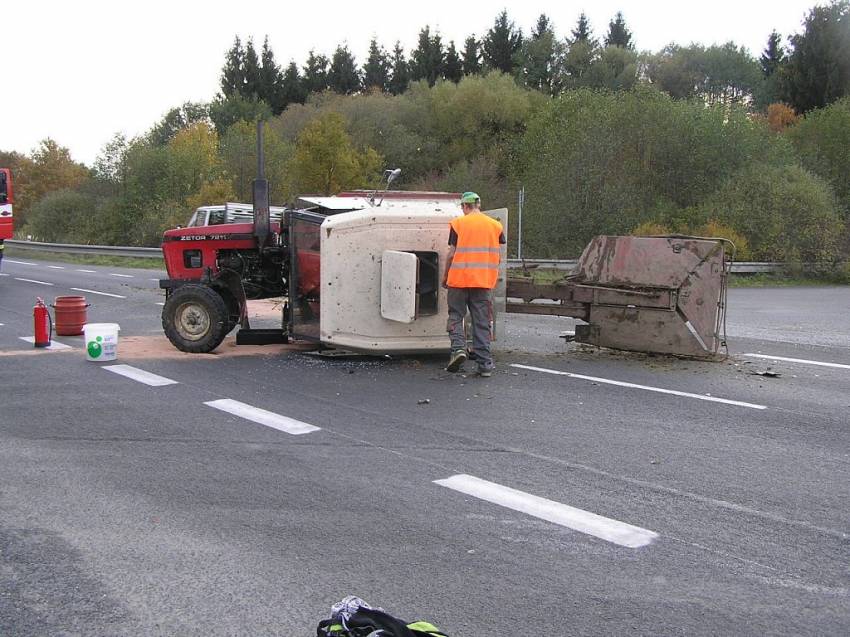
[442,192,505,377]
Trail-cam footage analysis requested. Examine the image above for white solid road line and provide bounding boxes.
[15,277,53,286]
[744,353,850,371]
[5,259,36,265]
[76,269,96,273]
[511,363,768,410]
[70,287,126,299]
[435,474,659,548]
[204,399,321,435]
[103,364,178,386]
[19,337,72,350]
[109,273,133,278]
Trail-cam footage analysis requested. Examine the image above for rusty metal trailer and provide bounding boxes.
[505,235,732,358]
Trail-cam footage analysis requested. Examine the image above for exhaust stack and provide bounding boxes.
[252,120,270,247]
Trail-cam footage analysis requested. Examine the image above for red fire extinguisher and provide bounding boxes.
[33,297,52,348]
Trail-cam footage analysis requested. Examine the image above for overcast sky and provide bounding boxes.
[3,0,819,166]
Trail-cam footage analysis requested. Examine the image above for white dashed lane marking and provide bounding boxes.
[744,353,850,371]
[109,273,133,278]
[0,273,7,277]
[435,474,659,548]
[204,399,321,435]
[47,265,65,269]
[70,287,126,299]
[76,269,96,273]
[18,337,72,350]
[5,259,36,265]
[14,277,53,286]
[511,364,767,410]
[103,365,178,386]
[155,302,165,306]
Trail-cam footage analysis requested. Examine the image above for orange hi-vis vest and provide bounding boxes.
[447,211,503,289]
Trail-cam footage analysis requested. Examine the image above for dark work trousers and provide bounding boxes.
[447,286,494,369]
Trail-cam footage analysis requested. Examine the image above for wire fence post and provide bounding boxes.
[517,186,525,260]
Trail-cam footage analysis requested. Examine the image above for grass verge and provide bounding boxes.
[5,247,164,270]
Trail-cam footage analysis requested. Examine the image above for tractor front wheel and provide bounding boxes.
[162,284,231,353]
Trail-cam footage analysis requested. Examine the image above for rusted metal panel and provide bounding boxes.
[505,235,729,358]
[505,302,589,319]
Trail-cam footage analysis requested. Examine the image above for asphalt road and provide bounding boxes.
[1,256,848,636]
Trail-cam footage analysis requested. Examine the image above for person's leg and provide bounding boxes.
[446,287,469,371]
[468,288,493,373]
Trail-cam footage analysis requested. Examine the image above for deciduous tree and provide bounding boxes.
[287,112,382,195]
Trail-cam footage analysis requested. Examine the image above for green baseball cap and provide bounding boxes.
[460,191,480,204]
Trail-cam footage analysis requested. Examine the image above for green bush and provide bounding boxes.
[787,97,850,219]
[26,190,98,243]
[512,86,795,257]
[698,163,844,264]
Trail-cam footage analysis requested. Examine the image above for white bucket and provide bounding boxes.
[84,323,120,362]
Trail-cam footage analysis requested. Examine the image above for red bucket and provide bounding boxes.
[52,296,90,336]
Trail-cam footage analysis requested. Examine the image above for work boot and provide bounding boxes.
[477,364,493,378]
[446,349,467,373]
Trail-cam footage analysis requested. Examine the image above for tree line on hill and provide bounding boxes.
[2,2,849,272]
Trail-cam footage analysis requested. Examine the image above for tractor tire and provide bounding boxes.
[162,284,231,353]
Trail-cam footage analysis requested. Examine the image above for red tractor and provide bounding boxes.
[159,123,370,353]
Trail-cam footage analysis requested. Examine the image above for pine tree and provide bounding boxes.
[563,11,599,88]
[782,1,850,112]
[523,14,558,92]
[328,44,361,94]
[444,41,463,82]
[260,36,285,114]
[482,10,523,74]
[760,30,784,77]
[242,38,263,100]
[604,12,633,49]
[221,36,245,97]
[410,26,445,86]
[363,38,391,91]
[281,61,307,107]
[570,12,596,46]
[303,50,330,94]
[388,42,410,95]
[462,36,482,75]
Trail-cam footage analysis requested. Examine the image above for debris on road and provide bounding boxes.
[751,370,782,378]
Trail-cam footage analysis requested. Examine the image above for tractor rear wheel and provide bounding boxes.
[162,284,230,353]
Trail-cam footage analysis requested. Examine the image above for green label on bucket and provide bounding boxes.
[87,336,103,358]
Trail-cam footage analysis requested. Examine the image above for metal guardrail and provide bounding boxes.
[6,239,162,259]
[507,259,783,274]
[5,240,791,273]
